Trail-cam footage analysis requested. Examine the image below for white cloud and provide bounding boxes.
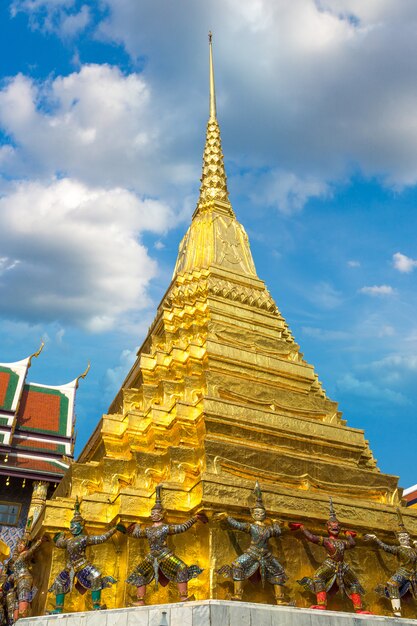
[10,0,72,14]
[10,1,417,210]
[336,372,409,406]
[0,65,179,195]
[310,281,343,309]
[378,325,395,337]
[55,327,65,344]
[59,5,90,37]
[366,354,417,373]
[0,178,173,330]
[105,348,137,398]
[393,252,417,273]
[0,64,193,332]
[94,0,417,190]
[347,260,360,268]
[359,285,394,296]
[10,0,90,37]
[355,353,417,389]
[0,257,20,274]
[406,329,417,344]
[240,168,329,214]
[302,326,350,340]
[8,0,417,213]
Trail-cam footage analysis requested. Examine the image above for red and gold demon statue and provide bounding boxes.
[290,497,371,614]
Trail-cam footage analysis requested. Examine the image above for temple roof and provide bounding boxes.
[0,451,69,478]
[404,484,417,507]
[0,348,87,481]
[0,358,31,414]
[16,382,76,439]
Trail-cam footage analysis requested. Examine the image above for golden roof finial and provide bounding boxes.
[196,32,231,213]
[208,31,216,121]
[28,341,45,367]
[75,361,90,389]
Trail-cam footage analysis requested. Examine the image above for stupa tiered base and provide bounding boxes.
[20,601,417,626]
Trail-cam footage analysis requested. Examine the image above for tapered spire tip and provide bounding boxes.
[209,30,216,120]
[194,31,231,214]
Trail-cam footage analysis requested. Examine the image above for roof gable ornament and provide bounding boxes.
[28,341,45,368]
[75,362,90,389]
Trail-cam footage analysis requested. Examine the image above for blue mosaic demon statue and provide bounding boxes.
[48,497,126,613]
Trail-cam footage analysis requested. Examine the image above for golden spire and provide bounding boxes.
[196,32,231,213]
[209,31,216,120]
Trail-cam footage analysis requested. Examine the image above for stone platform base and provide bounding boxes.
[20,600,417,626]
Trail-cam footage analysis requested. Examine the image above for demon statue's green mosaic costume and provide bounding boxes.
[126,485,207,605]
[216,481,288,604]
[48,497,126,613]
[365,508,417,617]
[290,497,371,614]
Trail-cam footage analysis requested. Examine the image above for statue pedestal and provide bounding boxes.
[20,600,417,626]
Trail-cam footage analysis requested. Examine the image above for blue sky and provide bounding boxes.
[0,1,416,487]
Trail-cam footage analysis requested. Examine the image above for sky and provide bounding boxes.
[0,0,416,488]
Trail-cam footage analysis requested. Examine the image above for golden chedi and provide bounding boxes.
[30,34,417,617]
